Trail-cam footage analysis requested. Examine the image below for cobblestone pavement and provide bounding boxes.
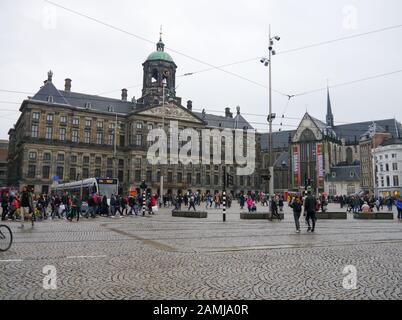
[1,203,401,300]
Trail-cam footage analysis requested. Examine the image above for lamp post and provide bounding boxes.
[160,79,166,203]
[261,25,280,198]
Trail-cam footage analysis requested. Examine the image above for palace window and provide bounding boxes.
[392,163,398,171]
[146,170,152,182]
[46,114,53,123]
[32,112,40,121]
[205,174,210,185]
[72,117,79,126]
[108,134,114,146]
[187,173,192,185]
[177,172,183,183]
[136,123,143,130]
[97,121,103,129]
[167,171,173,183]
[42,166,50,179]
[107,158,113,167]
[136,134,143,147]
[57,154,64,162]
[43,153,51,161]
[28,151,37,160]
[70,155,77,163]
[85,120,91,128]
[72,129,78,143]
[96,132,103,144]
[59,128,66,141]
[94,169,101,177]
[82,168,89,179]
[84,130,90,143]
[69,167,76,180]
[27,165,36,179]
[95,157,102,165]
[60,115,67,124]
[56,166,64,180]
[135,170,141,181]
[83,156,90,165]
[45,127,53,140]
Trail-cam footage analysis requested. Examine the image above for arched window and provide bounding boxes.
[151,69,158,83]
[300,129,315,142]
[346,147,353,164]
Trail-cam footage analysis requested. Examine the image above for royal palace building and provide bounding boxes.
[7,35,261,195]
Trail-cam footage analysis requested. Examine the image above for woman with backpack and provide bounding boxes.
[290,195,303,233]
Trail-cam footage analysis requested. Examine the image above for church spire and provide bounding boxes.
[326,85,334,128]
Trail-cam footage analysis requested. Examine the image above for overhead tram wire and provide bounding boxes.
[291,69,402,98]
[97,57,261,96]
[97,21,402,96]
[44,0,289,98]
[95,21,402,96]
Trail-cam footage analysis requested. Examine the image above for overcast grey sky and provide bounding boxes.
[0,0,401,139]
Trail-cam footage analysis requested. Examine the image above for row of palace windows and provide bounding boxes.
[28,152,124,168]
[31,124,118,145]
[32,112,119,129]
[26,165,119,181]
[33,112,158,133]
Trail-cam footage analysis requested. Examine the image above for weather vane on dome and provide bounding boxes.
[160,25,163,41]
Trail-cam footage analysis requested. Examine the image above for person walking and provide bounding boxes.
[270,196,281,220]
[396,197,402,220]
[188,193,196,211]
[304,188,317,232]
[1,192,9,221]
[19,186,32,229]
[278,196,284,212]
[246,196,253,213]
[110,194,117,217]
[290,195,303,233]
[101,195,109,216]
[70,192,82,222]
[239,193,245,210]
[150,193,157,214]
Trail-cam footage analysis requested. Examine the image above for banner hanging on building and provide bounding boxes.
[316,143,324,187]
[293,145,299,187]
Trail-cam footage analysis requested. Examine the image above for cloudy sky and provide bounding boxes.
[0,0,401,139]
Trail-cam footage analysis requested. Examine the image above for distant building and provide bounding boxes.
[325,165,361,196]
[359,123,392,195]
[0,140,8,186]
[261,88,402,195]
[373,138,402,198]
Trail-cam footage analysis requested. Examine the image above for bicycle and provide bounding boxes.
[0,224,13,251]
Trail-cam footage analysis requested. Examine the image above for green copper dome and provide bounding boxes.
[146,50,174,62]
[146,35,174,63]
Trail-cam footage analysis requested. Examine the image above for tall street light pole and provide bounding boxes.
[261,25,280,198]
[160,79,166,202]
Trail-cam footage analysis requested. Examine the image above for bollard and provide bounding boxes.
[142,191,146,216]
[223,190,226,222]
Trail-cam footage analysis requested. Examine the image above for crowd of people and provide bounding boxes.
[2,186,401,232]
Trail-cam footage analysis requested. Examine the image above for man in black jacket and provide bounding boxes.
[304,189,317,232]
